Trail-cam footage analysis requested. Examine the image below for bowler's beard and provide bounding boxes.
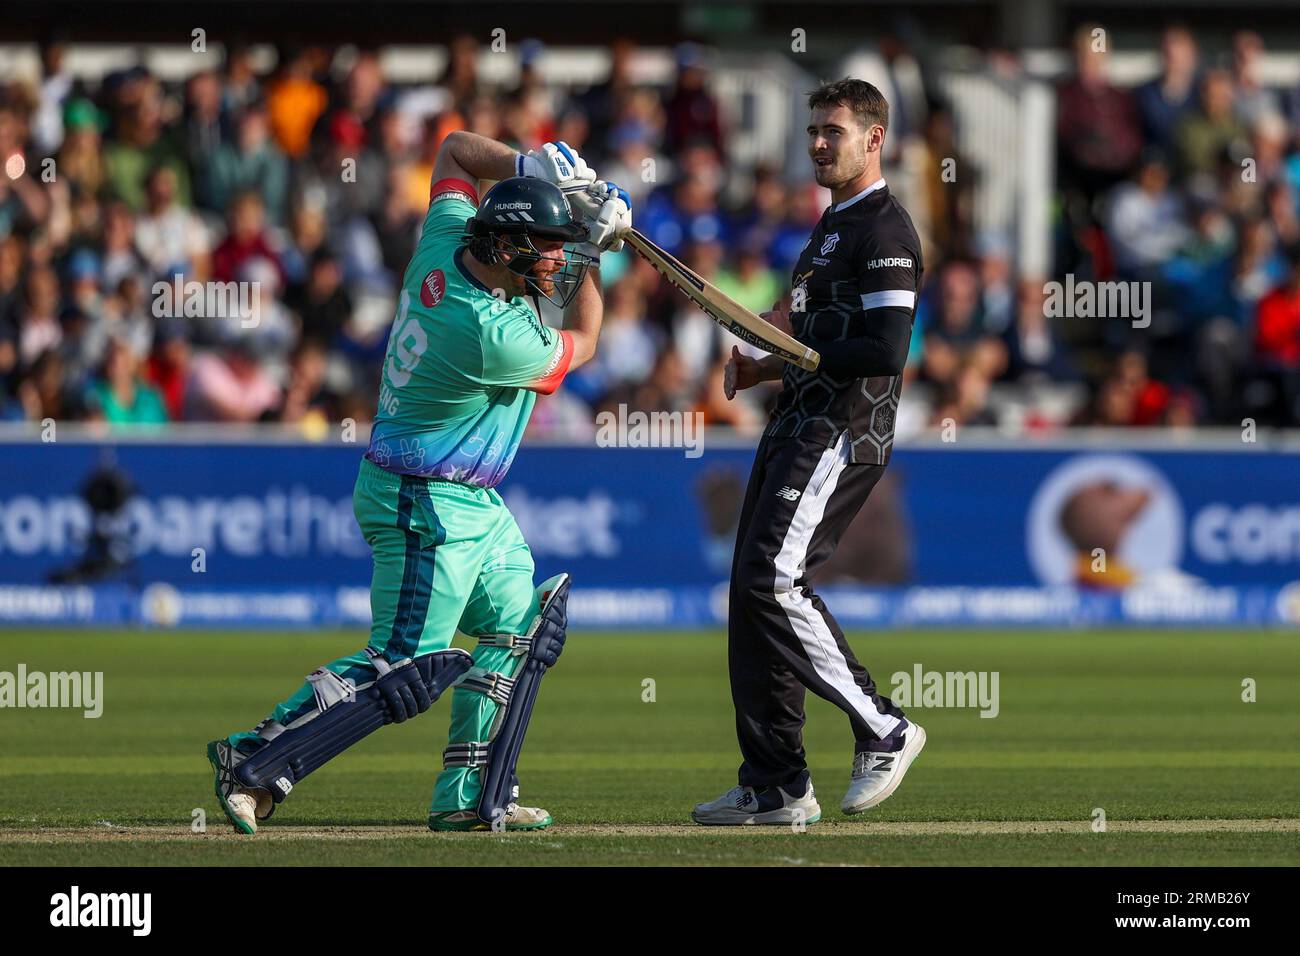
[814,154,867,191]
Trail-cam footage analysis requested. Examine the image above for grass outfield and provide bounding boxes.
[0,628,1297,866]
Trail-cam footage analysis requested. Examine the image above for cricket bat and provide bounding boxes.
[624,229,821,372]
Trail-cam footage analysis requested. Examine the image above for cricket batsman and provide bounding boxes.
[207,134,631,833]
[693,79,926,825]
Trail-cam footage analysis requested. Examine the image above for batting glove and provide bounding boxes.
[376,658,432,723]
[571,180,632,252]
[517,141,597,198]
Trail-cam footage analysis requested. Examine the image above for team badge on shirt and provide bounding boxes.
[420,269,446,308]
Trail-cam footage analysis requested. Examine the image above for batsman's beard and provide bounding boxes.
[532,271,558,297]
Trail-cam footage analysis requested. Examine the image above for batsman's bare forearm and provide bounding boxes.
[563,268,604,371]
[432,131,521,188]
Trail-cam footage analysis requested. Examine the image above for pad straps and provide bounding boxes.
[475,633,533,653]
[443,742,491,768]
[457,667,516,706]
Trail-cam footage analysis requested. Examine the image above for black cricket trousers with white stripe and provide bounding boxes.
[729,431,906,788]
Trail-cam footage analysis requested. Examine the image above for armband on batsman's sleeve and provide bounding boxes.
[481,319,574,393]
[529,330,574,395]
[430,177,479,205]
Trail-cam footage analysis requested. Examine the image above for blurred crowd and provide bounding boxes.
[1044,23,1300,430]
[1,27,1300,436]
[892,22,1300,435]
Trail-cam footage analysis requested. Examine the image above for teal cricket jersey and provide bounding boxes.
[365,178,574,488]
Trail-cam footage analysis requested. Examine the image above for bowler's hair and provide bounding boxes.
[808,78,889,131]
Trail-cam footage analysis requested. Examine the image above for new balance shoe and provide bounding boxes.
[841,721,926,814]
[691,777,821,826]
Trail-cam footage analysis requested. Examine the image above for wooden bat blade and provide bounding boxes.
[625,229,820,372]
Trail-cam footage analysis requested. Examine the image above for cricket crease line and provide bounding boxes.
[2,819,1299,843]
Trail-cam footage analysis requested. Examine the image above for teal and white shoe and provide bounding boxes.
[206,739,273,835]
[428,803,553,832]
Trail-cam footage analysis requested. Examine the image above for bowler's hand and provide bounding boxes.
[724,346,763,400]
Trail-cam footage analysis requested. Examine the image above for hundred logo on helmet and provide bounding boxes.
[464,177,595,309]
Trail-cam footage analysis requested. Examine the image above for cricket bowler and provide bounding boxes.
[693,79,926,825]
[207,134,631,833]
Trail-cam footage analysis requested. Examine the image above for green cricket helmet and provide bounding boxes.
[464,176,595,309]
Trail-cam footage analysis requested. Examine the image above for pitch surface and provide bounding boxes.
[2,629,1297,866]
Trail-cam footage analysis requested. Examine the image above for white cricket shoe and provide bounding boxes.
[224,791,262,834]
[207,739,274,835]
[841,722,926,814]
[691,779,821,826]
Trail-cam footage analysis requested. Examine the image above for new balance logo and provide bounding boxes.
[856,753,895,774]
[776,486,801,500]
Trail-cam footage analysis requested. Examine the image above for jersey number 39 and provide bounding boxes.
[386,291,427,388]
